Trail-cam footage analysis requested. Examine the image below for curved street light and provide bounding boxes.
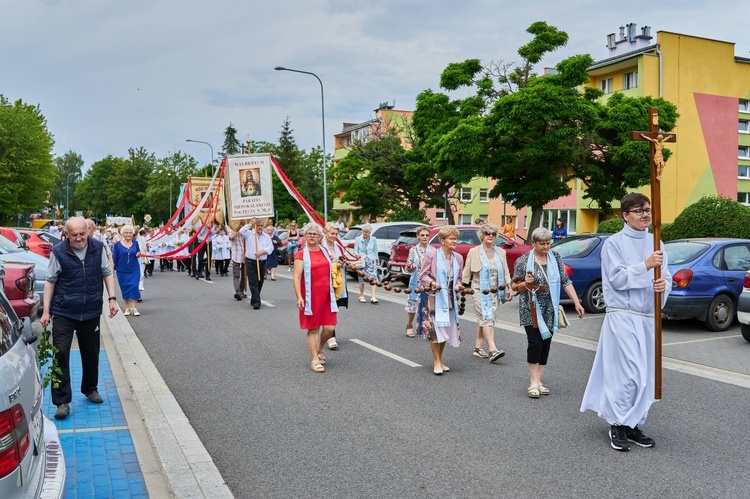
[274,66,328,221]
[186,139,215,176]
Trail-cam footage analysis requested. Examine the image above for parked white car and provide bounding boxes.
[340,222,426,280]
[0,287,65,498]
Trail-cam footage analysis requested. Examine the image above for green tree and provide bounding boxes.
[330,128,431,220]
[579,93,678,211]
[51,150,84,216]
[105,147,155,220]
[221,123,242,156]
[144,151,200,224]
[0,96,56,221]
[76,155,125,221]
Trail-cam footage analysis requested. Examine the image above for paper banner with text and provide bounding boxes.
[225,153,274,220]
[185,176,226,227]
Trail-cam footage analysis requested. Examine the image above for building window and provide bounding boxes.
[459,187,473,203]
[622,71,638,90]
[351,128,370,144]
[600,78,613,94]
[479,188,489,202]
[740,146,750,159]
[739,165,750,179]
[435,211,446,220]
[740,99,750,113]
[738,193,750,206]
[459,214,473,225]
[741,120,750,133]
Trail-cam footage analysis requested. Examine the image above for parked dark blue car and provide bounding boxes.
[663,238,750,331]
[552,234,611,314]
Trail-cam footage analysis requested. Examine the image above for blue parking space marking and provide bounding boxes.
[43,349,147,498]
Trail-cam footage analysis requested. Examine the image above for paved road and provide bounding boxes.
[128,269,750,498]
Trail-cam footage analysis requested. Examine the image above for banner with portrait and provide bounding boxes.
[225,153,274,220]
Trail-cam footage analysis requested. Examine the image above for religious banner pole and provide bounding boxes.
[630,107,676,400]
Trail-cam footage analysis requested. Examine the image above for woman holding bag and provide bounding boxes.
[462,222,514,362]
[418,226,464,375]
[404,226,433,338]
[293,223,338,373]
[511,228,584,398]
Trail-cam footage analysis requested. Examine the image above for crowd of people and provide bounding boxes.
[45,193,669,452]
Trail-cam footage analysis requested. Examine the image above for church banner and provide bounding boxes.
[225,153,274,219]
[186,176,226,226]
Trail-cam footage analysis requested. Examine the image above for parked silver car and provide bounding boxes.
[340,222,426,280]
[0,287,65,498]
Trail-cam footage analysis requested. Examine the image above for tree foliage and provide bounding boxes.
[0,96,56,221]
[51,150,84,214]
[221,123,242,156]
[660,195,750,241]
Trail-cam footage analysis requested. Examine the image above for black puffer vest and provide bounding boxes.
[50,238,105,321]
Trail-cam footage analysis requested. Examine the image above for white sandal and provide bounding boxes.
[359,296,366,303]
[124,308,131,316]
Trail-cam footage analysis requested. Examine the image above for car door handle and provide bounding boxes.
[727,278,736,282]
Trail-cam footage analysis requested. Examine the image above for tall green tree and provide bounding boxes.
[0,96,56,221]
[330,127,430,221]
[51,150,84,216]
[76,155,125,221]
[221,123,242,156]
[144,151,200,223]
[106,147,155,220]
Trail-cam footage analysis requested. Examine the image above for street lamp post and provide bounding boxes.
[274,66,329,221]
[65,172,78,220]
[185,139,215,176]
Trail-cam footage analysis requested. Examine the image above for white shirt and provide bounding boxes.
[239,225,274,261]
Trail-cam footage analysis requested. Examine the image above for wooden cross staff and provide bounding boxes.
[630,107,676,400]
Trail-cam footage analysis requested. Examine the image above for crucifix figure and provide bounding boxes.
[628,108,677,400]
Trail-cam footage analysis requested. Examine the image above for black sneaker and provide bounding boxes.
[626,426,655,448]
[609,425,630,451]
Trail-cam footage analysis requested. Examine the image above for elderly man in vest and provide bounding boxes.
[40,217,119,420]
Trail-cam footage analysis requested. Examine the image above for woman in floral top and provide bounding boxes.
[512,227,584,398]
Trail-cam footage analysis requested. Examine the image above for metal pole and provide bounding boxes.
[186,140,215,176]
[169,173,173,218]
[66,172,77,219]
[274,66,328,221]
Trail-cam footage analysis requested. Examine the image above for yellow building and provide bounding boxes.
[579,24,750,232]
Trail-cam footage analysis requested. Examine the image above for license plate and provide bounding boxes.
[30,408,43,448]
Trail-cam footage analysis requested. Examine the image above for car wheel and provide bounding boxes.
[703,294,735,332]
[741,323,750,342]
[583,281,605,314]
[376,254,390,282]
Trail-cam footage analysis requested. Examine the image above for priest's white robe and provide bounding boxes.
[580,224,672,427]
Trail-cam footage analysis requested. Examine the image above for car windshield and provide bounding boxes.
[552,237,601,258]
[341,229,361,240]
[38,232,60,245]
[0,234,24,253]
[664,241,711,265]
[395,234,419,245]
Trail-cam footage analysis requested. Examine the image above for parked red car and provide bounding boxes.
[0,227,25,249]
[16,229,58,258]
[0,261,40,320]
[388,225,533,284]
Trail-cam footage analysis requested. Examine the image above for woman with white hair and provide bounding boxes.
[511,227,584,398]
[293,222,338,372]
[112,224,142,316]
[354,223,379,303]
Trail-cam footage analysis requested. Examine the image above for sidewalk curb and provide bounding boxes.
[103,311,234,498]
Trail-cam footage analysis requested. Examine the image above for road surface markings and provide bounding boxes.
[663,334,741,346]
[349,339,422,367]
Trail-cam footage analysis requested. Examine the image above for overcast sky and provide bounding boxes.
[2,0,748,170]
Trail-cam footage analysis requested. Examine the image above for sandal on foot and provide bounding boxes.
[489,349,505,362]
[124,308,131,316]
[371,298,379,304]
[538,384,550,395]
[317,352,326,365]
[528,386,540,398]
[311,362,325,373]
[406,327,416,338]
[359,296,367,303]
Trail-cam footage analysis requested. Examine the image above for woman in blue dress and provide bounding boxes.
[112,225,142,316]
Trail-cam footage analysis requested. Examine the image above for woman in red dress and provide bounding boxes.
[293,223,339,372]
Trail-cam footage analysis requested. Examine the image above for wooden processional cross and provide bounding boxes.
[630,107,676,400]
